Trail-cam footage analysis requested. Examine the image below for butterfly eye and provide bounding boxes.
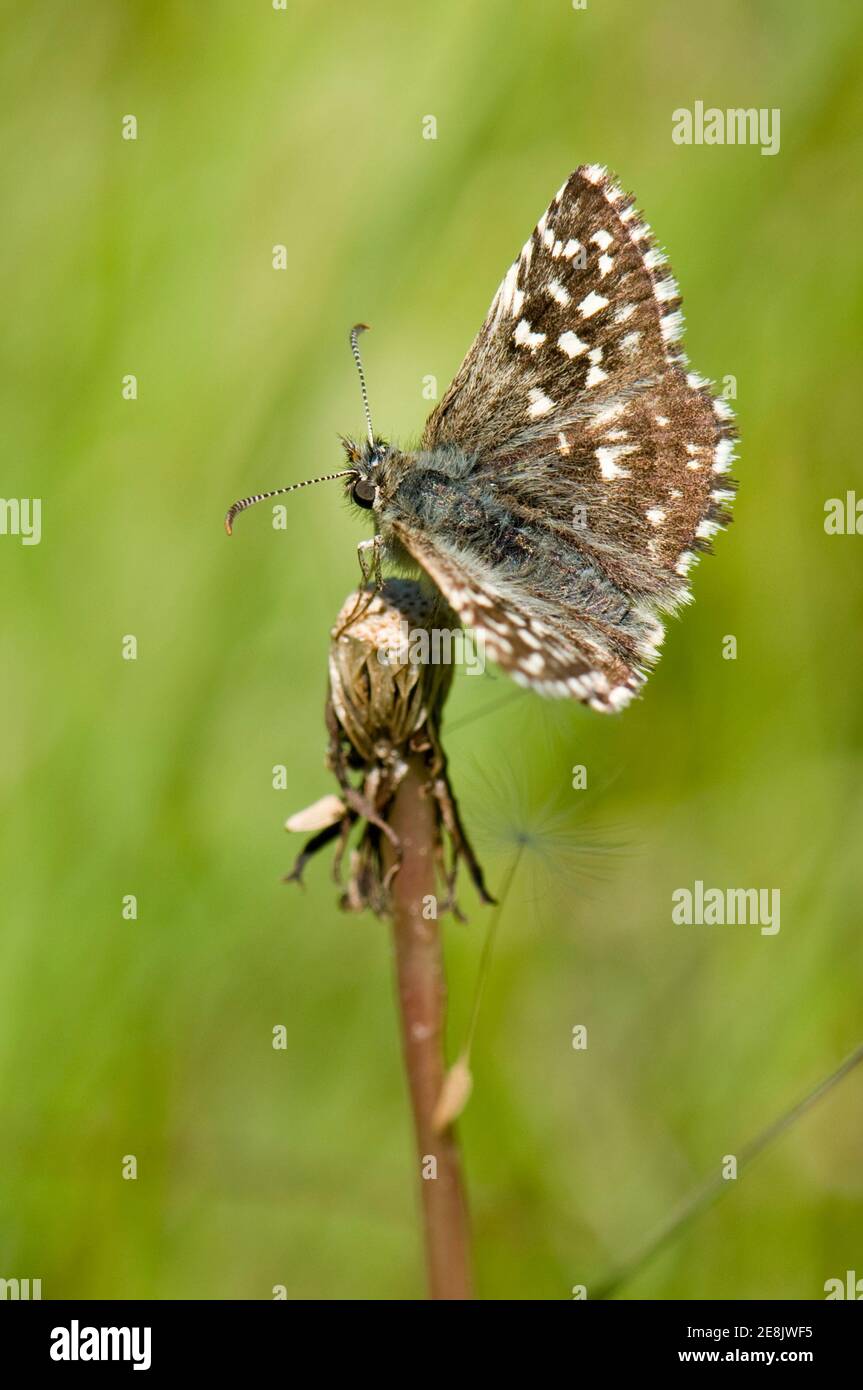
[352,478,376,509]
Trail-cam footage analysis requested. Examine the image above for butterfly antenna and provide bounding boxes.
[224,470,355,535]
[350,323,375,448]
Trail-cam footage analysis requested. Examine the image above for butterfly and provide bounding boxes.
[225,164,737,712]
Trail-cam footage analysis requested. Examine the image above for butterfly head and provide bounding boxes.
[341,435,390,511]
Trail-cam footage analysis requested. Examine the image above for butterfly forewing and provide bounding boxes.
[399,165,737,709]
[423,165,678,454]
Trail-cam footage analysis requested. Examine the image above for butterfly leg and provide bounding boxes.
[357,533,384,591]
[336,534,384,635]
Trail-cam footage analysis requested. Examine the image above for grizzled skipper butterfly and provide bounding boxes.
[225,165,737,711]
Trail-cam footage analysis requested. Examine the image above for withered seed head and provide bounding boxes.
[285,579,493,917]
[328,579,454,765]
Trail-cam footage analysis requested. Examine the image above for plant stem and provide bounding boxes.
[384,753,473,1300]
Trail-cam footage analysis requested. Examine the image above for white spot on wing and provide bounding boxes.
[607,684,634,711]
[578,290,609,318]
[496,263,519,317]
[591,400,627,427]
[558,330,588,358]
[676,550,695,576]
[527,387,554,418]
[596,444,634,479]
[514,318,546,351]
[661,310,683,342]
[546,277,571,307]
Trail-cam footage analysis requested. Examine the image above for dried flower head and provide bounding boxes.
[286,579,492,917]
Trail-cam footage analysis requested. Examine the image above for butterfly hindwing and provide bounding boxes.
[389,519,650,712]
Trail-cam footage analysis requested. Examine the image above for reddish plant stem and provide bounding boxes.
[383,754,473,1300]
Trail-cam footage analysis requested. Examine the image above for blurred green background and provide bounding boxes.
[1,0,862,1301]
